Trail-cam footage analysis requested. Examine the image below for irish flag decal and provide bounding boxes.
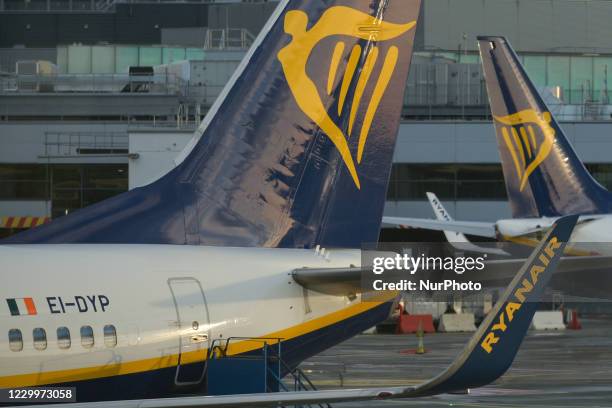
[6,298,37,316]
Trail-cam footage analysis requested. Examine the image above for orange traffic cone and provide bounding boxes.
[415,321,426,354]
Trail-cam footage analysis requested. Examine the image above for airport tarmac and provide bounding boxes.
[301,318,612,407]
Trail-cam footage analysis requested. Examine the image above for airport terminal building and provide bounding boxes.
[2,0,612,238]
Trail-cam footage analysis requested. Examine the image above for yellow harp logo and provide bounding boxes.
[277,6,416,189]
[494,109,556,191]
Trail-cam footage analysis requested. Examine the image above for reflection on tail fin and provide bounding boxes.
[478,36,612,218]
[5,0,422,248]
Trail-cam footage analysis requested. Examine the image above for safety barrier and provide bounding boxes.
[437,313,477,332]
[396,314,436,334]
[530,311,565,330]
[0,216,50,229]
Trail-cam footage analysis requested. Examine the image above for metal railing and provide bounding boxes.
[267,345,332,408]
[1,73,184,95]
[0,0,248,12]
[203,28,256,50]
[0,0,117,12]
[208,337,331,407]
[3,63,612,122]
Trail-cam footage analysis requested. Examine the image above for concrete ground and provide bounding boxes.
[300,318,612,407]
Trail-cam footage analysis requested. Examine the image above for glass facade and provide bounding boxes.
[414,51,612,105]
[4,163,612,215]
[0,164,128,218]
[0,165,49,200]
[57,45,206,75]
[51,165,128,218]
[387,163,612,201]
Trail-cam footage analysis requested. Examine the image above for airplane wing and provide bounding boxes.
[469,254,612,286]
[22,216,577,408]
[382,216,497,238]
[293,252,612,299]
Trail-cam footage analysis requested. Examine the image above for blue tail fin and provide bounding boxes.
[5,0,421,248]
[410,215,578,396]
[478,36,612,218]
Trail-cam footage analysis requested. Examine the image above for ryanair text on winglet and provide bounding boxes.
[480,236,561,354]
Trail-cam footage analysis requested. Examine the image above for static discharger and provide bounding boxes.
[314,245,331,262]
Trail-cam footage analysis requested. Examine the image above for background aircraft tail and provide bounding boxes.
[478,36,612,218]
[5,0,421,248]
[426,192,508,256]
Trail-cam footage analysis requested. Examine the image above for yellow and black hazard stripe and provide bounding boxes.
[0,216,50,229]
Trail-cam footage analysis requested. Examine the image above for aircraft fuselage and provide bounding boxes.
[0,245,390,401]
[496,214,612,254]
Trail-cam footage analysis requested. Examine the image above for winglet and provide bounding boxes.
[426,192,454,222]
[425,192,509,256]
[405,214,578,396]
[426,192,468,243]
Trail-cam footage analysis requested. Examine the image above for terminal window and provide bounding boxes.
[387,164,506,201]
[0,164,128,219]
[387,163,612,201]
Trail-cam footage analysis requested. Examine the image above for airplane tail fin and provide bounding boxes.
[5,0,421,248]
[409,215,578,395]
[478,36,612,218]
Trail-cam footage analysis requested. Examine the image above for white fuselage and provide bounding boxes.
[496,214,612,254]
[0,245,382,399]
